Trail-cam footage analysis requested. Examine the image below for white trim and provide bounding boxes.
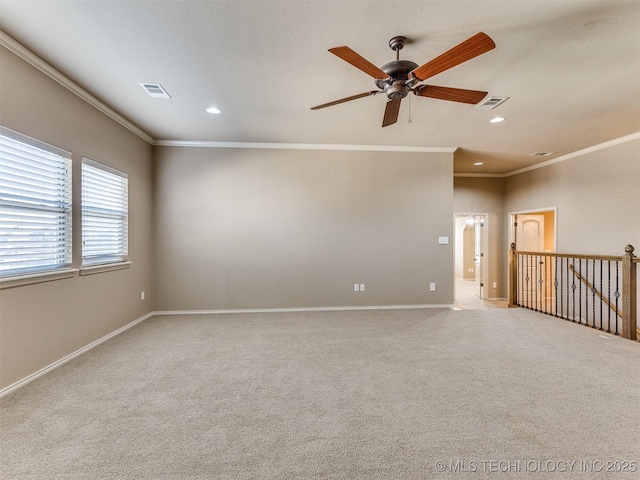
[504,132,640,177]
[0,31,154,145]
[0,312,155,399]
[453,212,489,300]
[152,304,454,316]
[79,261,132,276]
[82,157,128,179]
[454,172,505,178]
[153,139,457,153]
[0,125,72,158]
[0,269,78,290]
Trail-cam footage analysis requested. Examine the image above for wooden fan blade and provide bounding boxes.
[415,85,488,104]
[328,46,390,80]
[382,98,401,127]
[311,91,380,110]
[410,32,495,81]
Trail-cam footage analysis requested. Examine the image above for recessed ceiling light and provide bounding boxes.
[206,106,221,114]
[489,116,505,123]
[473,162,484,166]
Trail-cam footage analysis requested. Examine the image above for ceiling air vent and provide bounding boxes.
[139,83,171,99]
[474,96,509,110]
[530,152,556,157]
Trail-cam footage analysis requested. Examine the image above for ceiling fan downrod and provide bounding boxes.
[388,35,407,61]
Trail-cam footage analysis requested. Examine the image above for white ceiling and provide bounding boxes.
[0,0,639,174]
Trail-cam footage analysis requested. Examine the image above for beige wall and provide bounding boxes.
[0,47,154,389]
[153,146,454,310]
[453,176,506,299]
[504,139,640,256]
[504,139,640,314]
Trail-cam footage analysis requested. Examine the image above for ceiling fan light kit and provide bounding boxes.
[311,32,496,127]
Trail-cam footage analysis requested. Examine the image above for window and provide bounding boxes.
[0,127,72,277]
[81,159,128,267]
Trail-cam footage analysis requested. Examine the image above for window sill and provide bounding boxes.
[79,261,132,276]
[0,269,78,290]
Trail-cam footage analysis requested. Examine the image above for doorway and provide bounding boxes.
[454,213,487,306]
[508,208,557,306]
[510,209,556,253]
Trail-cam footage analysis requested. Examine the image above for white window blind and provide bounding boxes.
[81,159,128,267]
[0,127,72,277]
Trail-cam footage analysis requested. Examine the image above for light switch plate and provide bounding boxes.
[438,236,449,245]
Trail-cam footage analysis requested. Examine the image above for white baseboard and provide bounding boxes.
[0,312,155,399]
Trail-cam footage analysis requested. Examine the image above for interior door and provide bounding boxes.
[515,215,545,308]
[474,216,485,299]
[516,215,545,252]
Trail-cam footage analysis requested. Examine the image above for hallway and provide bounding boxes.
[454,277,508,310]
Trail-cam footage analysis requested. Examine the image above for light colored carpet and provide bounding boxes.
[1,308,639,479]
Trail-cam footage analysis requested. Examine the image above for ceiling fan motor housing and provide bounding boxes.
[375,60,419,100]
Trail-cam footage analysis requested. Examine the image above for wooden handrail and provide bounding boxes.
[513,250,620,261]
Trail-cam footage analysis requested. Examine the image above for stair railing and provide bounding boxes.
[509,244,637,341]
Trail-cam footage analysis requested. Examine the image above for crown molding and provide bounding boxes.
[503,132,640,177]
[455,131,640,178]
[454,172,505,178]
[0,30,154,145]
[153,139,457,153]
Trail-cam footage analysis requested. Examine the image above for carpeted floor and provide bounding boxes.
[1,308,639,479]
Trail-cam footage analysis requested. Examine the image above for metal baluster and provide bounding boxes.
[519,253,523,307]
[537,254,541,311]
[592,260,597,329]
[554,256,559,317]
[559,257,564,318]
[571,258,576,322]
[534,254,538,311]
[599,260,603,331]
[607,261,611,333]
[585,259,589,327]
[579,259,583,325]
[517,253,521,306]
[613,260,620,335]
[567,257,571,321]
[524,255,531,308]
[546,255,551,314]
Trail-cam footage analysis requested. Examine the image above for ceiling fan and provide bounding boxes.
[311,32,495,127]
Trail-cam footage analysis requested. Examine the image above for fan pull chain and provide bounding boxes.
[408,93,412,124]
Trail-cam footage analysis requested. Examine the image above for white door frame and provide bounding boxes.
[454,212,489,300]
